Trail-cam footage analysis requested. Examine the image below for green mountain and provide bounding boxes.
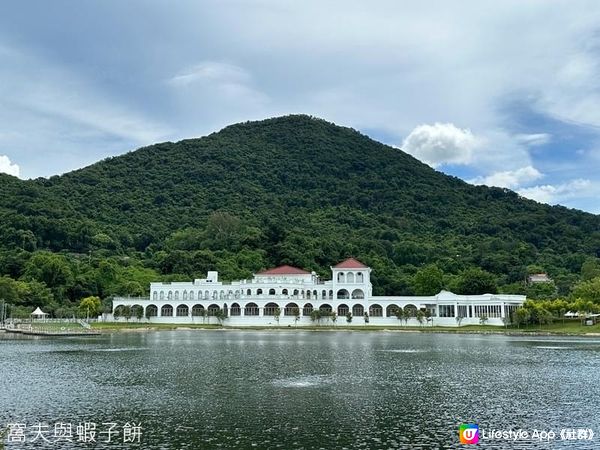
[1,115,599,313]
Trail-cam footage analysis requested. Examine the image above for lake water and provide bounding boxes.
[1,330,599,449]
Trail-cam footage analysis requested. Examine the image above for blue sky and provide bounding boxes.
[0,1,599,214]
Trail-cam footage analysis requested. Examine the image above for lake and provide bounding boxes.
[1,330,599,449]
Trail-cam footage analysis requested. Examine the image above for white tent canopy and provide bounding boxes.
[31,307,48,318]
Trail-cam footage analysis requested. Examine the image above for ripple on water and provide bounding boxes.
[88,347,150,352]
[378,349,424,353]
[534,346,575,349]
[271,374,333,388]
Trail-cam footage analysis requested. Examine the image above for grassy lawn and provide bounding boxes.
[91,322,223,330]
[27,322,86,331]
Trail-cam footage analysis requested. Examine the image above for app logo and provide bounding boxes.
[460,424,479,444]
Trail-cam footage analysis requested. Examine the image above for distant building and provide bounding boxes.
[527,273,552,284]
[112,258,526,327]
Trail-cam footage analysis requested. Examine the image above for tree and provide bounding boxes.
[423,309,432,326]
[331,312,337,326]
[364,312,369,324]
[394,307,403,325]
[133,305,144,321]
[415,310,424,327]
[214,308,227,325]
[514,307,530,329]
[122,305,132,322]
[274,307,281,325]
[0,276,19,304]
[310,309,322,325]
[346,312,352,324]
[23,252,73,297]
[292,306,300,326]
[455,315,465,327]
[581,258,600,281]
[571,277,600,303]
[454,268,498,295]
[79,296,101,320]
[412,264,444,295]
[479,314,488,325]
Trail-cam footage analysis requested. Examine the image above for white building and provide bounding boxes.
[111,258,525,326]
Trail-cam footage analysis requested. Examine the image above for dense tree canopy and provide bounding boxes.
[0,115,599,316]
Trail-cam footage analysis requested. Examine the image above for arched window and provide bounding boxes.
[264,302,279,315]
[303,303,313,316]
[174,291,179,301]
[146,304,158,317]
[347,272,355,283]
[168,291,173,300]
[319,304,332,313]
[176,304,189,316]
[246,289,252,296]
[161,304,173,316]
[352,304,364,316]
[153,292,158,301]
[205,290,209,300]
[337,289,350,299]
[293,289,299,297]
[386,304,400,317]
[245,302,259,316]
[230,303,241,316]
[189,291,194,301]
[269,288,276,295]
[338,304,349,316]
[207,304,220,316]
[307,291,311,299]
[356,272,364,283]
[284,302,299,316]
[183,290,187,301]
[337,272,345,283]
[192,304,205,316]
[282,289,288,296]
[257,289,263,296]
[328,290,333,300]
[160,291,164,300]
[351,289,364,299]
[369,304,382,317]
[321,290,326,299]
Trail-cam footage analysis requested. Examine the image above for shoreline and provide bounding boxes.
[88,323,600,337]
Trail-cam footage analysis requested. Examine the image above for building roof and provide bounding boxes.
[256,265,311,276]
[333,258,368,269]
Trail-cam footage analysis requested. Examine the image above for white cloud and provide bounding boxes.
[518,179,593,204]
[515,133,551,147]
[0,155,20,177]
[470,165,543,189]
[168,61,250,86]
[401,123,479,167]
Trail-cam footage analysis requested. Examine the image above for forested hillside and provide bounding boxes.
[1,115,600,317]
